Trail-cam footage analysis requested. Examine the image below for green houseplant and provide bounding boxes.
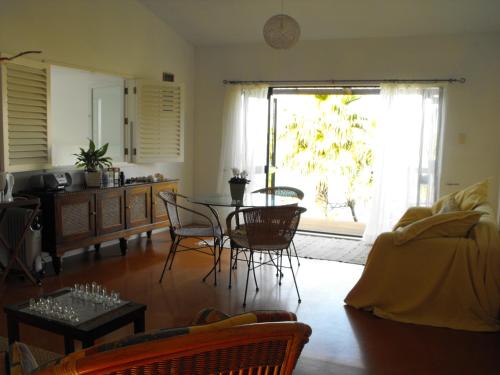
[74,139,112,187]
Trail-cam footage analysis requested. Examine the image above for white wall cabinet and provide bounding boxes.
[130,80,184,163]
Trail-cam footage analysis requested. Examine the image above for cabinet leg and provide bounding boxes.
[146,230,152,239]
[52,256,62,275]
[119,238,128,256]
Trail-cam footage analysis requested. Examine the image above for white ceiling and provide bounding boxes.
[138,0,500,47]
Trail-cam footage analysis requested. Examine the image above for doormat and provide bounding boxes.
[291,233,371,265]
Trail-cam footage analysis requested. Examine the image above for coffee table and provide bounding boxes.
[4,288,146,353]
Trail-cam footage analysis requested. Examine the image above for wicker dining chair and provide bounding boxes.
[158,191,223,285]
[253,186,304,266]
[226,205,307,306]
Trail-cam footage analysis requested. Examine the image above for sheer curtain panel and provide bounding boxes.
[217,85,269,195]
[363,84,444,243]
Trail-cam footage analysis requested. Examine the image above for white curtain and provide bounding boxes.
[363,84,444,243]
[217,85,269,195]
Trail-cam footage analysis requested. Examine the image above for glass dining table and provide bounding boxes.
[188,193,300,227]
[188,193,300,209]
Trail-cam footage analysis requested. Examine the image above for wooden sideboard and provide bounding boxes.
[31,180,178,274]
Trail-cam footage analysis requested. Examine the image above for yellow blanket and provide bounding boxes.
[345,204,500,331]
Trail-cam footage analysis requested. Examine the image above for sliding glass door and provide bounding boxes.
[267,87,380,236]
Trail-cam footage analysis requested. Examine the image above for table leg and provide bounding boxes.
[134,313,145,334]
[82,338,94,349]
[146,230,152,239]
[7,316,20,344]
[63,336,75,354]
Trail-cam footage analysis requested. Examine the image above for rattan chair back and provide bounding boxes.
[36,322,311,375]
[159,190,181,229]
[252,186,305,200]
[240,206,306,251]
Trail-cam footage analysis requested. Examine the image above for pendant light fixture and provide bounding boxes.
[263,0,301,49]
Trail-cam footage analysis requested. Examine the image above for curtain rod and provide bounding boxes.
[223,78,466,85]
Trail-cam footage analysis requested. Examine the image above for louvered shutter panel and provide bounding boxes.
[1,61,50,171]
[135,81,184,163]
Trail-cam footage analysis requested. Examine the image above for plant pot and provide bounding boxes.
[85,171,102,187]
[229,183,246,201]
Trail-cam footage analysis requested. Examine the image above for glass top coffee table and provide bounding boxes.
[4,288,146,353]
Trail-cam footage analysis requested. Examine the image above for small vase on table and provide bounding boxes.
[228,168,250,202]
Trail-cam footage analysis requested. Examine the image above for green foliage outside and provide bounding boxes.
[278,95,376,221]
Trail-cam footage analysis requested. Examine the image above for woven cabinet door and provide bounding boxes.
[96,188,125,235]
[152,182,177,223]
[125,185,151,228]
[55,193,96,243]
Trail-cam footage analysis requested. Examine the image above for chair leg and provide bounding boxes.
[228,246,234,289]
[252,252,259,292]
[213,237,218,286]
[291,239,300,266]
[218,238,223,272]
[243,251,252,307]
[286,247,302,303]
[279,250,283,286]
[232,248,239,269]
[159,236,178,283]
[168,237,181,270]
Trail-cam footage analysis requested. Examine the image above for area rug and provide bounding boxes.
[204,233,372,265]
[292,233,371,265]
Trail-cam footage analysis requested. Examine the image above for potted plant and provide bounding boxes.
[74,139,113,187]
[229,168,250,201]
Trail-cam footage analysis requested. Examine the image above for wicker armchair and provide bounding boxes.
[9,309,312,375]
[158,191,223,285]
[252,187,304,266]
[226,206,307,306]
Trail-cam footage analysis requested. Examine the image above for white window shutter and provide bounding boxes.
[134,80,184,163]
[1,60,51,171]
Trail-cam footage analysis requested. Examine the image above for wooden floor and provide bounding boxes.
[1,232,499,374]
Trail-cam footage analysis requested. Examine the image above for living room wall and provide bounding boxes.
[194,32,500,213]
[0,0,195,195]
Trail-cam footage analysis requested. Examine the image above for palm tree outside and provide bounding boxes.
[273,93,379,235]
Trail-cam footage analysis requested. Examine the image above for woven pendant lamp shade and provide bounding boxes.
[263,14,301,49]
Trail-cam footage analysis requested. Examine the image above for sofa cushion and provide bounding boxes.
[9,342,38,375]
[437,195,460,213]
[394,210,483,245]
[432,179,490,213]
[193,308,297,326]
[393,207,433,230]
[192,307,230,325]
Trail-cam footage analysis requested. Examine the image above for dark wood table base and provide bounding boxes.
[4,289,146,354]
